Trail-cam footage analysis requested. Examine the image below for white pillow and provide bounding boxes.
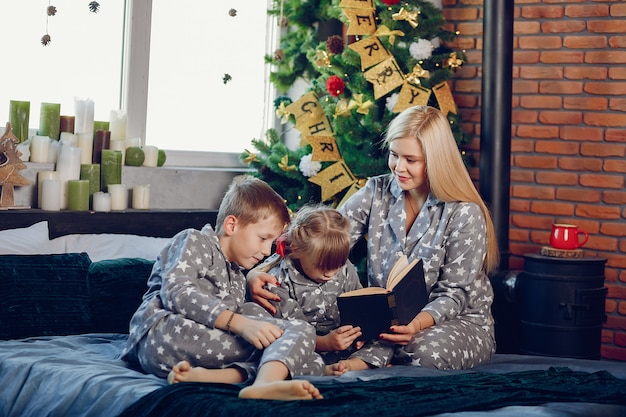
[0,221,51,255]
[50,233,170,262]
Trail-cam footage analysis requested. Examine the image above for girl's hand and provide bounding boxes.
[235,315,284,349]
[318,325,361,352]
[246,269,281,314]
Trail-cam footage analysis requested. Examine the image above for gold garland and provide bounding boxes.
[280,1,463,204]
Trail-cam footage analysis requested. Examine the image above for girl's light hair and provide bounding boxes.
[215,175,291,235]
[284,204,351,271]
[383,105,500,273]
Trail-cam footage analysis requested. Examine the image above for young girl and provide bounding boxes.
[260,204,396,375]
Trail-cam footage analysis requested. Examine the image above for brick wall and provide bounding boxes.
[443,0,626,360]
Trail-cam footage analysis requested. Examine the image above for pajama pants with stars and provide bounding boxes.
[135,303,326,381]
[392,319,495,370]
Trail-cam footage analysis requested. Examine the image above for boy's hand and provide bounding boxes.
[318,325,361,352]
[235,315,284,349]
[247,269,281,314]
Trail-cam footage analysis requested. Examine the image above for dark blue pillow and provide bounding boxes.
[0,253,93,340]
[87,257,154,334]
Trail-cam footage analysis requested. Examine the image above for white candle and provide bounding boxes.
[132,184,150,209]
[110,139,126,162]
[56,144,83,209]
[37,170,60,209]
[30,135,50,163]
[77,132,93,164]
[75,97,95,138]
[108,184,127,211]
[142,145,159,167]
[93,191,112,212]
[60,132,78,147]
[41,179,62,211]
[48,140,60,163]
[109,109,127,141]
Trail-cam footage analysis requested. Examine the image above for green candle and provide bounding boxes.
[38,102,61,140]
[80,163,101,207]
[100,149,122,192]
[67,180,90,211]
[9,100,30,142]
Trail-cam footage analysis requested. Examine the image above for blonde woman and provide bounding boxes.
[249,106,498,370]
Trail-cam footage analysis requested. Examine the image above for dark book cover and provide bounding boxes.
[337,259,427,341]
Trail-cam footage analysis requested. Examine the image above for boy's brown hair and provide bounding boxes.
[215,175,290,235]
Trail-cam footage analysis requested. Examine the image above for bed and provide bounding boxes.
[1,209,625,417]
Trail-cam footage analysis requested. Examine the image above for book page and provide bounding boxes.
[386,255,408,289]
[339,287,389,297]
[387,257,421,291]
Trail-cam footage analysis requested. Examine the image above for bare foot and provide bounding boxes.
[167,361,245,384]
[325,358,369,376]
[238,379,323,400]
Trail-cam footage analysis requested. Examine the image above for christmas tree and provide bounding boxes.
[241,0,470,211]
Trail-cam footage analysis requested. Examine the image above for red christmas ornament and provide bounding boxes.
[381,0,401,5]
[326,75,345,97]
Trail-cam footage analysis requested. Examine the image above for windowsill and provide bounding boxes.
[159,149,249,169]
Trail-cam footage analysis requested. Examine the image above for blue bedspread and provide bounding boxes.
[0,334,166,417]
[1,333,626,417]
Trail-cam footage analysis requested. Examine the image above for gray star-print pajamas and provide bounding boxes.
[264,254,396,368]
[121,224,325,381]
[339,174,496,370]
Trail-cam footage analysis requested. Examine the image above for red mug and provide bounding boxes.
[550,224,588,250]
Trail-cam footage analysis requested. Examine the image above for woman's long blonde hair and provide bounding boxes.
[383,105,500,273]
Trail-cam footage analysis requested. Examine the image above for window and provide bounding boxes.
[1,0,275,166]
[145,0,275,154]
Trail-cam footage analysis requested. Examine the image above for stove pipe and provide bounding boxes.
[479,0,514,271]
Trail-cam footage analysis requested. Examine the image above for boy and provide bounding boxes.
[122,175,324,400]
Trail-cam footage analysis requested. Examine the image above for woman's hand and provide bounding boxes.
[379,312,434,345]
[317,325,362,352]
[246,269,281,314]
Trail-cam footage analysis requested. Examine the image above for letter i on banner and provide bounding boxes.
[309,161,357,202]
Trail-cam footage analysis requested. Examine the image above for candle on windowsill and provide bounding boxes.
[77,132,93,164]
[132,185,150,209]
[38,102,61,140]
[109,109,127,141]
[60,132,78,147]
[59,115,76,135]
[93,129,111,164]
[93,191,111,212]
[30,135,50,163]
[80,164,101,207]
[142,145,159,167]
[41,179,62,211]
[108,184,127,211]
[37,171,60,209]
[9,100,30,143]
[74,97,95,139]
[101,149,122,192]
[67,179,90,211]
[110,139,126,163]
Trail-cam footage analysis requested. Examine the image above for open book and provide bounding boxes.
[337,256,427,341]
